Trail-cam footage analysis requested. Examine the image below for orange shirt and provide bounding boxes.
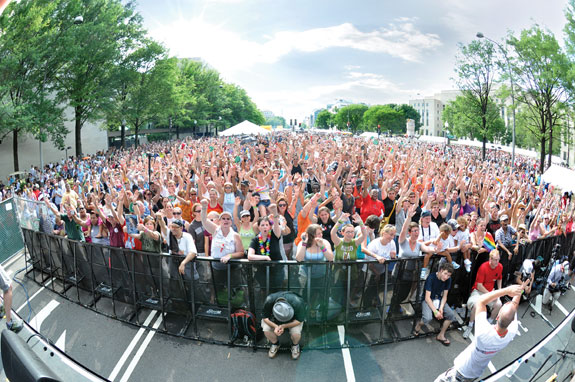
[295,212,312,246]
[177,201,193,222]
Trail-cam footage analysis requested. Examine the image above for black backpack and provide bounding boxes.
[230,309,258,349]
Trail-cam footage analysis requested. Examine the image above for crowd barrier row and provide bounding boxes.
[19,226,575,349]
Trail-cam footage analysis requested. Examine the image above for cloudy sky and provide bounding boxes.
[137,0,568,122]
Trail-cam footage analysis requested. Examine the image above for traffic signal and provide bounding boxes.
[290,119,293,126]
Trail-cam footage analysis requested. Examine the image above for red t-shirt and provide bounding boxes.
[360,194,384,222]
[472,261,502,292]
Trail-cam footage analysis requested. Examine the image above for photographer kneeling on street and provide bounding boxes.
[543,260,569,309]
[262,291,307,360]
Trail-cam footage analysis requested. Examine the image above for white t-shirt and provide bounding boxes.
[367,239,397,260]
[163,231,197,257]
[454,311,518,378]
[211,227,238,270]
[455,229,470,246]
[437,235,456,251]
[418,222,440,242]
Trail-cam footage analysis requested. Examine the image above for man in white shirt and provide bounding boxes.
[159,219,197,280]
[435,281,528,382]
[418,210,440,244]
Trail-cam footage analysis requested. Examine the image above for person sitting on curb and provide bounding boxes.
[0,264,23,332]
[413,262,456,346]
[262,291,307,360]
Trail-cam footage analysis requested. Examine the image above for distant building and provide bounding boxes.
[409,90,459,137]
[406,119,415,136]
[262,110,275,120]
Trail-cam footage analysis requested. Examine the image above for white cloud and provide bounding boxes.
[149,17,442,75]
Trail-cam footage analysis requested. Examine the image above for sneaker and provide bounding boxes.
[420,267,429,280]
[291,344,300,360]
[268,343,279,359]
[452,261,460,270]
[462,324,473,340]
[464,259,472,273]
[6,319,23,333]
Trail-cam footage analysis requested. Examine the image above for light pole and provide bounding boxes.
[65,146,72,159]
[476,32,516,172]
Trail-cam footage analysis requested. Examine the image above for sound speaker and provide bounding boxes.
[1,329,61,382]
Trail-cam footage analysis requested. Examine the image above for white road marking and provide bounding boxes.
[518,320,528,333]
[337,325,356,382]
[16,279,53,313]
[468,333,496,373]
[119,314,164,382]
[29,299,59,331]
[571,285,575,292]
[55,330,66,351]
[108,310,157,381]
[553,300,569,316]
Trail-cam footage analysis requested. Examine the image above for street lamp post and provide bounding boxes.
[476,32,516,172]
[65,146,72,159]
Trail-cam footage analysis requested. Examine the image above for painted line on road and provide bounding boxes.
[55,330,66,352]
[571,285,575,293]
[119,313,164,382]
[518,320,528,333]
[553,300,569,316]
[108,310,158,382]
[468,332,496,373]
[16,279,54,313]
[337,325,356,382]
[29,299,59,331]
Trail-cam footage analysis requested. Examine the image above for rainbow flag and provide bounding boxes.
[389,147,394,154]
[483,232,496,252]
[495,177,502,185]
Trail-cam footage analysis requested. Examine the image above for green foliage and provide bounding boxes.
[0,0,67,171]
[452,39,500,158]
[363,105,404,134]
[396,104,422,130]
[442,95,506,142]
[265,116,286,128]
[334,104,368,132]
[508,25,571,171]
[315,109,333,129]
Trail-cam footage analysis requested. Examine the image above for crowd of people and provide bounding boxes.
[5,131,575,366]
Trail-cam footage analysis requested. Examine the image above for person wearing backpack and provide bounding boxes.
[262,291,307,360]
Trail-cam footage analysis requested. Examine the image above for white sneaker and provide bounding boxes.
[464,259,472,273]
[268,343,279,359]
[452,261,460,270]
[462,325,473,339]
[291,344,300,360]
[420,268,429,280]
[6,319,23,333]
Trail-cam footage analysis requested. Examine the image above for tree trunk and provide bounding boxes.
[540,137,546,174]
[75,105,83,157]
[482,135,487,161]
[134,125,139,148]
[547,123,553,170]
[12,129,19,172]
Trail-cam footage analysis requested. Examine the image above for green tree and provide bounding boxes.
[508,26,571,172]
[452,39,500,159]
[315,109,333,129]
[0,0,67,171]
[363,105,404,134]
[334,104,368,132]
[106,40,176,148]
[396,104,422,131]
[53,0,148,156]
[264,116,286,128]
[442,95,505,143]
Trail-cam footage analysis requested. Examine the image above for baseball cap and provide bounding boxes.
[421,210,431,218]
[240,210,251,218]
[171,219,184,227]
[447,219,459,230]
[500,214,509,221]
[220,211,232,219]
[272,298,294,323]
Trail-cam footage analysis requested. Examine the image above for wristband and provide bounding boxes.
[302,242,307,247]
[320,246,327,253]
[359,222,365,226]
[338,220,345,224]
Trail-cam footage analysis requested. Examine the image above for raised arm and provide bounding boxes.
[200,199,218,235]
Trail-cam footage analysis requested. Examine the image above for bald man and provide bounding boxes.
[435,280,528,382]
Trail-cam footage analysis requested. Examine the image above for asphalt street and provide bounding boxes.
[0,253,574,382]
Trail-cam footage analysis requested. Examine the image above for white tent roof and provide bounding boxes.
[541,164,575,193]
[359,132,378,139]
[218,120,269,136]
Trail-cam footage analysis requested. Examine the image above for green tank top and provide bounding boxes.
[239,225,256,252]
[335,240,358,261]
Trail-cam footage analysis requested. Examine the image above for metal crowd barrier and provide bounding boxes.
[18,227,575,350]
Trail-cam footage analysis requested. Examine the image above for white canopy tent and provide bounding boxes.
[541,164,575,193]
[218,120,270,136]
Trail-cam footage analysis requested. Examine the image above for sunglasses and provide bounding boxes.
[194,210,201,213]
[278,204,287,207]
[190,193,197,196]
[221,217,231,221]
[173,212,182,215]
